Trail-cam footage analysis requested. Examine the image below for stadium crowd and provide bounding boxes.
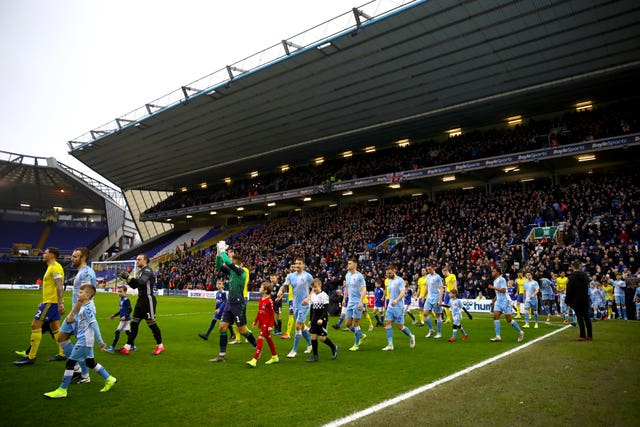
[145,105,638,215]
[156,170,640,306]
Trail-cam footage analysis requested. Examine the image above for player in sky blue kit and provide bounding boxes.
[612,273,627,320]
[199,279,227,341]
[539,274,555,323]
[44,284,116,398]
[488,268,524,343]
[447,289,468,342]
[57,247,96,382]
[343,257,367,351]
[381,264,416,351]
[277,256,313,358]
[522,272,540,328]
[421,265,444,339]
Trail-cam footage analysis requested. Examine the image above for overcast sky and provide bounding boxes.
[0,0,373,184]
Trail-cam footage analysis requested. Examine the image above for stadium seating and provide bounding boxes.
[156,169,639,298]
[145,105,638,215]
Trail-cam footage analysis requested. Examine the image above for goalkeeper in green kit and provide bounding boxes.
[209,241,257,363]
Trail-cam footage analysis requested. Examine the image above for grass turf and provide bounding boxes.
[1,290,637,426]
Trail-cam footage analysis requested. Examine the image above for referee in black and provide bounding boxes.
[118,253,165,355]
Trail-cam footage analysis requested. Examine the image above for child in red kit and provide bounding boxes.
[247,282,279,367]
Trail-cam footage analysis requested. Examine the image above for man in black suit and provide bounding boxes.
[565,261,592,341]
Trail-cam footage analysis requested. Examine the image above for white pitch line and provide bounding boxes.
[323,325,572,427]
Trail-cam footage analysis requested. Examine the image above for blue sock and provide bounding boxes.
[425,317,433,330]
[460,327,467,336]
[62,341,73,358]
[302,328,311,345]
[354,327,361,345]
[452,329,457,338]
[401,326,412,337]
[436,319,442,334]
[78,360,89,376]
[337,317,345,327]
[494,320,501,337]
[293,332,302,352]
[534,312,538,323]
[61,370,74,389]
[524,312,530,323]
[94,363,110,380]
[385,327,393,345]
[511,319,522,332]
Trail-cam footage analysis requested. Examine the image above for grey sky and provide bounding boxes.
[0,0,367,182]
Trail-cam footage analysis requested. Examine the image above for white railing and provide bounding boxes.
[67,0,422,150]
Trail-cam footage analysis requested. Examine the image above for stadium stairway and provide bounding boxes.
[35,224,51,251]
[151,227,214,259]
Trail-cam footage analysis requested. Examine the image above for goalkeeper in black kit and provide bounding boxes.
[118,253,165,355]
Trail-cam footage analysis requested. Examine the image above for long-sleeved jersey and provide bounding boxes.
[310,291,330,325]
[216,252,247,301]
[112,296,132,320]
[127,265,155,297]
[76,302,104,347]
[254,296,275,329]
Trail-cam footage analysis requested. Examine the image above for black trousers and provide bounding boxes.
[574,308,592,338]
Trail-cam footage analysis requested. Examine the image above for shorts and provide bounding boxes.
[117,320,131,332]
[133,294,157,321]
[524,298,538,311]
[346,303,363,319]
[516,294,524,303]
[418,298,425,309]
[385,304,405,324]
[221,299,247,326]
[293,305,310,323]
[374,304,385,313]
[69,344,94,362]
[257,324,273,337]
[272,298,282,314]
[423,298,442,314]
[60,318,75,334]
[493,299,513,315]
[34,303,60,322]
[309,319,328,336]
[452,313,462,325]
[614,295,625,305]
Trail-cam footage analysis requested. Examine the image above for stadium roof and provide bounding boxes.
[0,151,125,213]
[69,0,640,195]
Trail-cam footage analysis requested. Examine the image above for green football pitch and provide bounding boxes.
[1,290,637,426]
